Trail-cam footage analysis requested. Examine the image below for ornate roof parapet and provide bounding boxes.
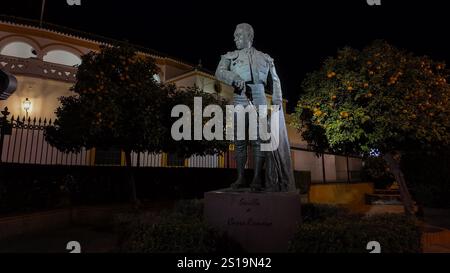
[0,15,200,73]
[0,55,77,83]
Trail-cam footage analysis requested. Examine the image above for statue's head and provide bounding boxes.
[234,23,254,50]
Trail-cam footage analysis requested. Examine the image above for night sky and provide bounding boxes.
[2,0,450,112]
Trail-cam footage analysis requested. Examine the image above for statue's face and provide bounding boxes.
[234,27,252,50]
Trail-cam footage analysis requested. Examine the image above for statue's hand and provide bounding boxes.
[270,103,281,114]
[232,76,246,92]
[272,98,282,106]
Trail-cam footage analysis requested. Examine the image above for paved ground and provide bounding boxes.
[0,226,118,253]
[421,208,450,253]
[0,199,174,253]
[422,225,450,253]
[348,204,406,215]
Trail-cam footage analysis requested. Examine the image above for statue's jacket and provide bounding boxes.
[215,47,282,106]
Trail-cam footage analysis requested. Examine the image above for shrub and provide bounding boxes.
[0,165,237,215]
[289,214,422,253]
[114,210,158,251]
[172,199,204,219]
[116,199,242,253]
[361,157,394,189]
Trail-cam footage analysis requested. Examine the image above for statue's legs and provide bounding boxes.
[231,139,265,191]
[231,95,249,190]
[250,139,264,192]
[231,85,267,191]
[248,85,267,192]
[231,140,247,189]
[231,140,265,191]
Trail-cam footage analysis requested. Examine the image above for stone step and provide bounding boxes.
[374,189,400,195]
[365,193,402,205]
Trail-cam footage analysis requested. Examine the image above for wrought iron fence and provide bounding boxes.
[0,107,226,168]
[0,109,93,165]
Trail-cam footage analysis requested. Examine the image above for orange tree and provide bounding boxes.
[292,41,450,216]
[45,45,228,203]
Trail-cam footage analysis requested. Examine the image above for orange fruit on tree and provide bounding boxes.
[340,111,349,118]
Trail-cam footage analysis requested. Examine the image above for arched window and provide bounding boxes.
[43,50,82,66]
[0,41,37,58]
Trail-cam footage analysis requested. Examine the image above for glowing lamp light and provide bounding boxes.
[23,98,32,117]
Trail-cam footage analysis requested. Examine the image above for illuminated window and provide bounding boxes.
[0,42,37,58]
[44,50,82,66]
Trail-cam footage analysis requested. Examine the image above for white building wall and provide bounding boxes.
[293,150,322,182]
[0,75,72,119]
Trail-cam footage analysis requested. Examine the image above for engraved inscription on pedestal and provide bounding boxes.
[204,189,302,253]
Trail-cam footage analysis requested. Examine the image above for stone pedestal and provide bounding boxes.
[204,189,302,253]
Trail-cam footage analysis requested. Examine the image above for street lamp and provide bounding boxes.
[23,98,31,118]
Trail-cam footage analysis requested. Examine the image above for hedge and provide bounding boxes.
[115,199,242,253]
[289,214,422,253]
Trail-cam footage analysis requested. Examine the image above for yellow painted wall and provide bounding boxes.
[309,182,374,209]
[218,154,225,168]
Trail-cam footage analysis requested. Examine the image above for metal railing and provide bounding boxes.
[0,109,92,165]
[0,107,225,168]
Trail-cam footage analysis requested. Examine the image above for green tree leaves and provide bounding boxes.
[293,40,450,156]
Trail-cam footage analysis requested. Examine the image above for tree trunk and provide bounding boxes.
[383,152,415,217]
[125,150,138,206]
